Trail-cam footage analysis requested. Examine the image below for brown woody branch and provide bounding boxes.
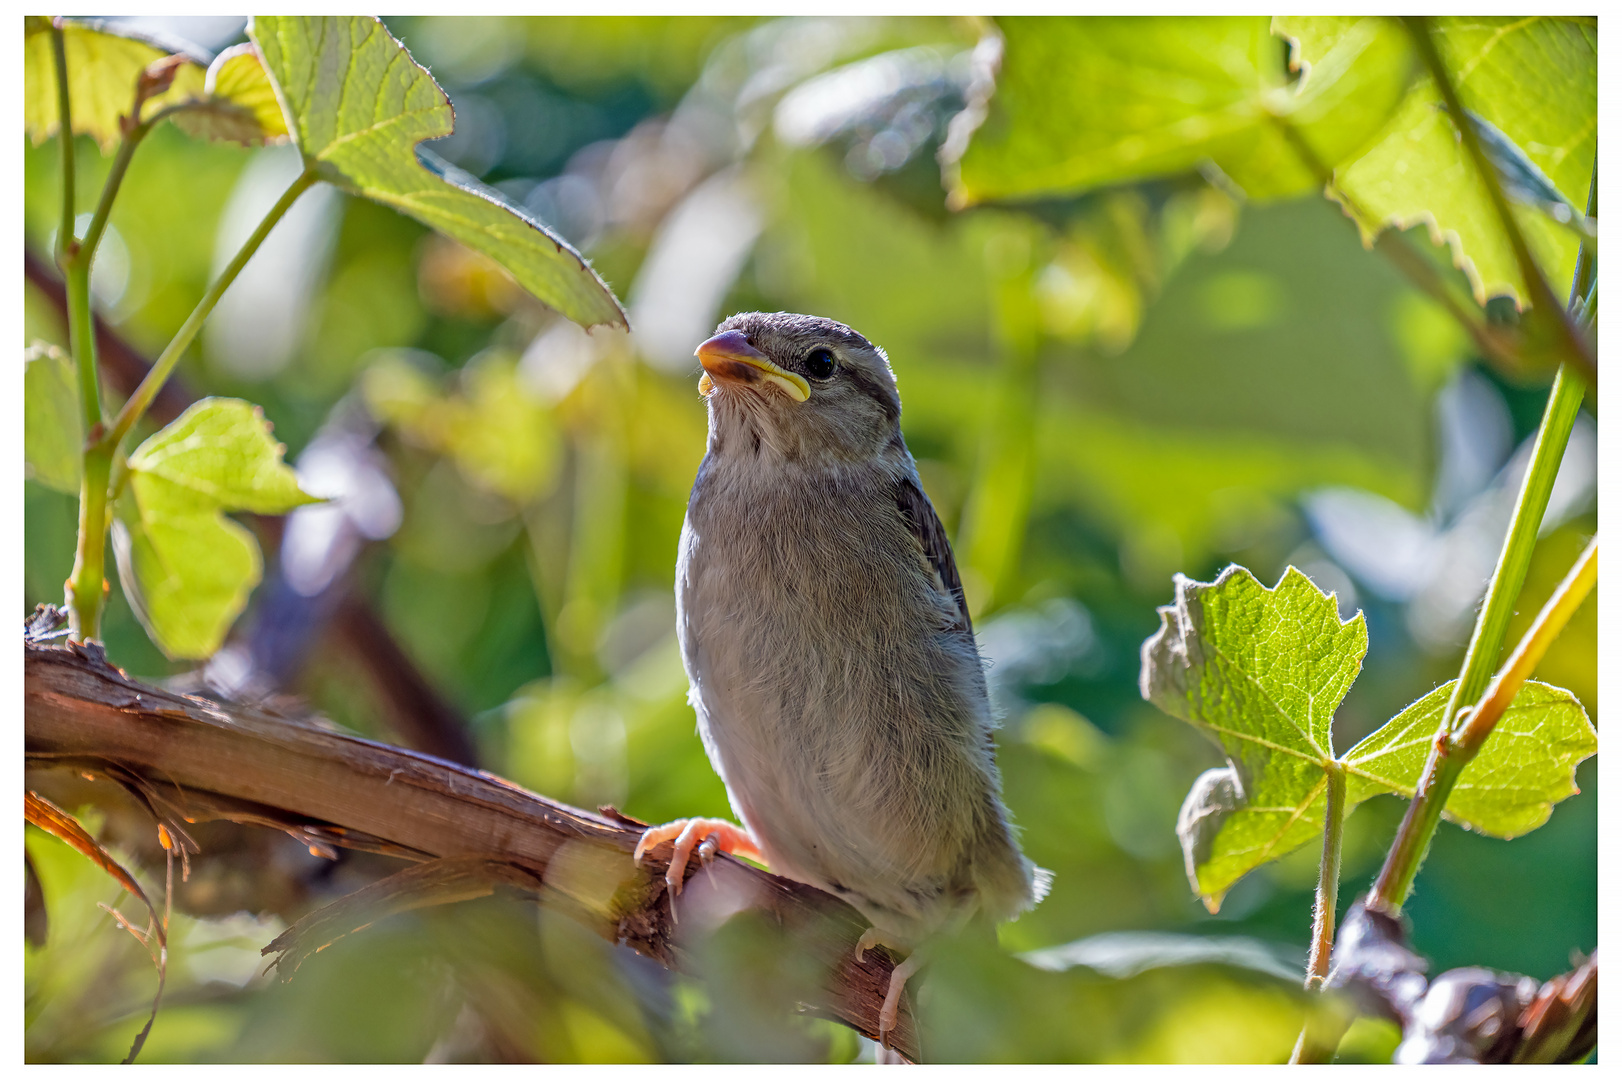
[23,637,918,1060]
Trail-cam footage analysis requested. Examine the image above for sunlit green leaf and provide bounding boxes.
[249,15,627,330]
[947,16,1415,206]
[126,398,316,515]
[1280,16,1596,305]
[24,18,207,153]
[1344,679,1597,838]
[112,489,260,662]
[1146,563,1596,904]
[171,42,291,147]
[1141,565,1363,766]
[1142,566,1363,902]
[25,342,83,494]
[114,398,316,659]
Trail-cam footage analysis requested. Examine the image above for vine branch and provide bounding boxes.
[23,635,919,1061]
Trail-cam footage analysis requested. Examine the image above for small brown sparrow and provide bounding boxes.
[636,312,1047,1040]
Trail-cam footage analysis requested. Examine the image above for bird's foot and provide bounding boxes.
[853,928,921,1042]
[854,925,906,965]
[633,817,763,898]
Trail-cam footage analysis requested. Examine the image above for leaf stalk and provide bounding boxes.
[1289,763,1348,1063]
[1458,536,1596,756]
[1305,763,1347,989]
[77,118,153,276]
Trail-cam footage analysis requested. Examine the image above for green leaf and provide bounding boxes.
[1021,930,1303,983]
[24,18,207,153]
[248,15,627,330]
[1141,565,1363,777]
[946,16,1415,206]
[1146,565,1597,904]
[126,398,317,515]
[115,398,317,659]
[1344,679,1596,838]
[171,43,291,147]
[24,342,83,495]
[1280,16,1596,305]
[112,488,262,662]
[1141,566,1364,903]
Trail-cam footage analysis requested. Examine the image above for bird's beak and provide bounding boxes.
[695,330,810,403]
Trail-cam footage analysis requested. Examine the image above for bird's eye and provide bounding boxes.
[804,347,836,379]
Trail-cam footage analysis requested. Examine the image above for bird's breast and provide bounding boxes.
[675,455,997,922]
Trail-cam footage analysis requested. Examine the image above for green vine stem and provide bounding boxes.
[1459,536,1597,753]
[64,153,320,641]
[1368,363,1589,912]
[50,23,105,643]
[51,26,76,273]
[50,24,99,434]
[1363,24,1598,916]
[1369,177,1595,913]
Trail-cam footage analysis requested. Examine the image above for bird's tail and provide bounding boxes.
[970,815,1052,921]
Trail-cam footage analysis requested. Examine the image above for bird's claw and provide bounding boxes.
[632,817,763,899]
[854,925,893,965]
[852,927,921,1042]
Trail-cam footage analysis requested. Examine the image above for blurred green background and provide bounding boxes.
[24,16,1596,1064]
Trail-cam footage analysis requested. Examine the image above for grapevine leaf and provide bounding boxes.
[114,398,316,659]
[24,17,207,153]
[1278,16,1595,306]
[172,42,291,146]
[24,342,83,494]
[1141,565,1364,905]
[1344,679,1597,838]
[946,16,1415,206]
[125,398,316,515]
[248,15,627,330]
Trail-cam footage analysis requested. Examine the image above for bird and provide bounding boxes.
[633,311,1049,1043]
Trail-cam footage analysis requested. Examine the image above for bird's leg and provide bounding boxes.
[879,951,923,1041]
[633,817,763,897]
[853,927,925,1042]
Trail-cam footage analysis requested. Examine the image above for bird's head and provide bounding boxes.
[694,312,902,463]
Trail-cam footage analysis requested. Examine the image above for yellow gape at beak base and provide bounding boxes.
[695,331,810,402]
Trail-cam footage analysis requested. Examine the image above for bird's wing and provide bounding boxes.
[894,474,973,635]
